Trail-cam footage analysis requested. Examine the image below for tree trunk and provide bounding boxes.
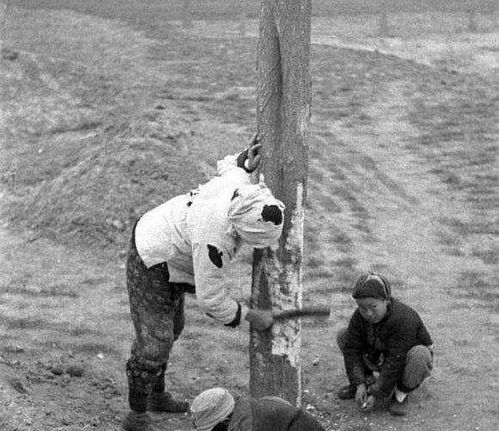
[249,0,311,406]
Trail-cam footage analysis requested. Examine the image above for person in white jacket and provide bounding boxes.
[123,136,285,431]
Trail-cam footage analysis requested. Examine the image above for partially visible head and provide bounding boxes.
[191,387,235,431]
[228,184,285,249]
[352,273,391,323]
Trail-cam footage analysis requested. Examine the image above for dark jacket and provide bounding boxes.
[342,298,433,397]
[228,396,325,431]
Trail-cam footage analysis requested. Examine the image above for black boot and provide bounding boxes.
[147,391,189,413]
[146,363,189,413]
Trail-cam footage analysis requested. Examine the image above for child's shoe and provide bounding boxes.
[337,384,357,400]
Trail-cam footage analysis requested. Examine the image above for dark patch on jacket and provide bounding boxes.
[261,205,282,225]
[207,244,223,268]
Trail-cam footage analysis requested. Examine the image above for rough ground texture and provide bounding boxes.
[0,3,498,431]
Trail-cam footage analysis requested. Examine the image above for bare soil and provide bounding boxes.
[0,4,497,431]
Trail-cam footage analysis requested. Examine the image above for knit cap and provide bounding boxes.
[191,387,235,431]
[352,273,391,300]
[228,183,285,249]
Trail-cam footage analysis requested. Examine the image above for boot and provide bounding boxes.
[147,391,189,413]
[147,363,189,413]
[123,411,161,431]
[337,384,357,400]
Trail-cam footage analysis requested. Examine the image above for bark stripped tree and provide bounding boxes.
[249,0,311,406]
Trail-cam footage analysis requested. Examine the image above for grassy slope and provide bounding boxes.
[0,3,497,431]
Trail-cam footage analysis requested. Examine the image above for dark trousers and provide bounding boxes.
[126,225,192,412]
[337,328,433,394]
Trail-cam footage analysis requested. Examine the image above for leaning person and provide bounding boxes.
[190,387,327,431]
[124,136,285,431]
[336,272,434,416]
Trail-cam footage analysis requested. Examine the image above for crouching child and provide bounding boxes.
[337,272,434,416]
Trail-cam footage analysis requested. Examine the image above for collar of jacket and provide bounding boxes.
[374,297,394,326]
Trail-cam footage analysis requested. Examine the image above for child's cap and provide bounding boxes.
[352,272,391,300]
[191,387,235,431]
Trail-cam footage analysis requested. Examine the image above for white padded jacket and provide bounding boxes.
[134,152,283,325]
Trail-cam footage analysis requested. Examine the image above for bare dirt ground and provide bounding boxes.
[1,4,498,431]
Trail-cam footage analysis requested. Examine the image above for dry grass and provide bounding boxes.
[453,270,499,306]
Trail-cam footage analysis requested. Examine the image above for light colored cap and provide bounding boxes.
[228,184,285,249]
[190,387,235,431]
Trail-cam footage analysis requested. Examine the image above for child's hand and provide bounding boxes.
[355,384,367,408]
[360,382,378,410]
[361,395,376,411]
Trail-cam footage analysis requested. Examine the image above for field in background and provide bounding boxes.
[0,1,498,431]
[6,0,499,18]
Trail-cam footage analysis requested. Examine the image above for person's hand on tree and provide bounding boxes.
[245,308,273,331]
[245,134,262,172]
